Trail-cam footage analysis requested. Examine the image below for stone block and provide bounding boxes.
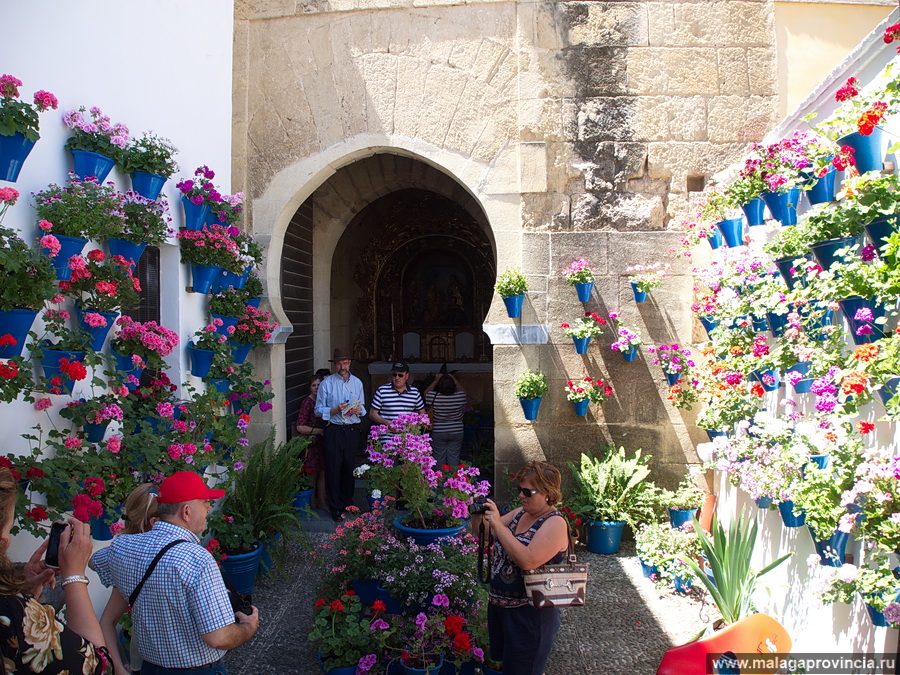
[631,96,708,143]
[747,47,778,97]
[550,231,610,277]
[520,98,565,143]
[235,0,297,20]
[575,97,640,141]
[575,142,647,192]
[606,231,688,274]
[627,48,719,96]
[649,1,773,48]
[562,46,629,98]
[520,142,548,194]
[522,192,572,231]
[562,2,648,47]
[394,57,431,137]
[416,66,469,149]
[570,192,666,232]
[646,141,747,183]
[717,47,750,97]
[546,142,581,193]
[707,95,777,144]
[360,54,399,134]
[522,232,551,277]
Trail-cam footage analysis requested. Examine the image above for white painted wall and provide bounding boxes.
[0,0,233,614]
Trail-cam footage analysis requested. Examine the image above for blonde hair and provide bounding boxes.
[122,483,159,535]
[0,469,31,595]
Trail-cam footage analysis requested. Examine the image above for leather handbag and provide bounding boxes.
[522,535,588,609]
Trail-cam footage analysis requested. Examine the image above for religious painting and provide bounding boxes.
[402,251,473,327]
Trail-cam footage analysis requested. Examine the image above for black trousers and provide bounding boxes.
[324,424,360,511]
[488,602,561,675]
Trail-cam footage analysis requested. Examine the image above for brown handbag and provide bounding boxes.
[522,534,589,609]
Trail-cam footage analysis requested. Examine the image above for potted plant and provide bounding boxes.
[634,521,669,579]
[560,311,606,354]
[225,363,274,416]
[495,268,527,318]
[560,258,596,301]
[112,191,173,266]
[567,446,662,554]
[307,591,396,674]
[177,223,243,293]
[176,165,222,230]
[661,476,708,529]
[0,74,58,182]
[513,369,547,420]
[119,132,179,200]
[33,179,126,276]
[33,308,91,396]
[383,611,458,674]
[814,548,900,627]
[699,187,745,246]
[647,343,695,385]
[725,171,767,225]
[0,224,57,358]
[208,192,245,226]
[626,263,669,302]
[187,321,231,379]
[229,304,279,364]
[62,106,130,182]
[58,391,125,443]
[213,227,261,292]
[607,311,643,361]
[564,376,612,417]
[109,316,179,382]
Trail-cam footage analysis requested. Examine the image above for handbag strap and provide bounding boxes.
[129,539,188,607]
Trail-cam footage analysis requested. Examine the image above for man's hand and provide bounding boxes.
[202,606,260,650]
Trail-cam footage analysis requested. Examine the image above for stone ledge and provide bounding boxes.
[483,324,549,345]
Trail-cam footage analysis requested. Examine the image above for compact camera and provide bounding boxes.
[468,496,488,515]
[228,590,253,615]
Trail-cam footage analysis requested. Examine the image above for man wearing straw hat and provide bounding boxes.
[315,347,367,522]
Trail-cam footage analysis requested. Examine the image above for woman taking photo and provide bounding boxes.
[476,461,569,675]
[422,372,467,467]
[0,467,109,672]
[295,372,327,510]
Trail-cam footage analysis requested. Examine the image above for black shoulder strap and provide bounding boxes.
[129,539,188,607]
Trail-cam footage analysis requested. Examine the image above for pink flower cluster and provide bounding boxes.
[0,74,57,111]
[114,316,179,358]
[63,106,130,148]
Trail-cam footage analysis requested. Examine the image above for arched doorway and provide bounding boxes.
[280,154,495,441]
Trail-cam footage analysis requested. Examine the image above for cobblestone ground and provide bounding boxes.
[223,519,714,675]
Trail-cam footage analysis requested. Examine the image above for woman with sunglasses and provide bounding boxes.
[476,461,569,675]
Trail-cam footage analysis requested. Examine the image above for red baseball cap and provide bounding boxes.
[158,471,226,504]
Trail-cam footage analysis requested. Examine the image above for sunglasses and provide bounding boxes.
[391,373,406,378]
[518,486,539,497]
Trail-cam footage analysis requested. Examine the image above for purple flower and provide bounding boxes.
[357,653,378,672]
[860,244,877,261]
[431,593,450,607]
[854,307,874,322]
[856,324,874,336]
[885,603,900,625]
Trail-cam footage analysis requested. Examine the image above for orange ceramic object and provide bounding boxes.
[656,613,792,675]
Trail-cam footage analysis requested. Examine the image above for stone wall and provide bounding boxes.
[233,0,779,489]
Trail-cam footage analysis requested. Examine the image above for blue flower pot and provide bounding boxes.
[773,256,805,291]
[181,196,211,231]
[205,209,224,227]
[351,578,380,604]
[231,400,256,416]
[0,308,37,358]
[107,238,147,268]
[572,399,589,417]
[793,378,814,394]
[804,166,837,205]
[393,516,467,546]
[439,661,476,675]
[839,128,883,174]
[207,378,230,396]
[787,360,810,380]
[705,429,727,442]
[82,421,109,444]
[707,228,723,250]
[807,453,830,471]
[258,533,282,574]
[400,657,444,675]
[752,369,780,392]
[809,527,848,567]
[802,304,834,342]
[630,281,647,303]
[673,575,692,593]
[187,344,216,378]
[751,314,768,333]
[247,297,261,309]
[232,341,253,364]
[755,496,773,509]
[74,306,119,352]
[864,215,899,259]
[717,218,744,248]
[838,295,886,345]
[810,236,857,271]
[572,336,591,354]
[502,294,524,318]
[293,488,314,513]
[191,264,222,294]
[212,267,250,294]
[575,281,593,302]
[89,506,121,541]
[519,396,541,421]
[40,348,86,396]
[741,198,766,227]
[766,311,789,337]
[665,372,681,387]
[70,149,116,183]
[585,520,625,554]
[210,313,240,338]
[761,188,800,226]
[623,345,638,362]
[639,559,659,579]
[111,346,145,390]
[698,316,717,336]
[0,132,36,182]
[130,171,167,201]
[45,234,88,281]
[879,377,900,407]
[668,508,698,529]
[375,583,405,615]
[220,543,262,595]
[778,500,806,527]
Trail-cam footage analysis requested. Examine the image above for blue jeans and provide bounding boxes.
[141,662,227,675]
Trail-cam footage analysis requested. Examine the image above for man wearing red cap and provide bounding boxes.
[91,472,259,675]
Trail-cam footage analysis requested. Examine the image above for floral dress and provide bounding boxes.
[0,592,108,674]
[295,395,325,472]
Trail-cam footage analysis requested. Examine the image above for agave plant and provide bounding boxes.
[680,509,792,627]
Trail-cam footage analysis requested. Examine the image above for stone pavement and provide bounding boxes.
[223,517,713,675]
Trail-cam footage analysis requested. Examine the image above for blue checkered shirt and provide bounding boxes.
[91,521,234,668]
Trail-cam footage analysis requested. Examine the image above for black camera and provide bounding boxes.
[45,522,68,568]
[468,496,488,515]
[228,590,253,615]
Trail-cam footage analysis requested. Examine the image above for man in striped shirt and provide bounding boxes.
[369,361,425,433]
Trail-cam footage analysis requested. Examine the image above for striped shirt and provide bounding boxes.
[425,390,468,433]
[91,521,234,668]
[371,383,425,424]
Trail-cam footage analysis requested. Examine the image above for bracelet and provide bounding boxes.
[60,575,90,588]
